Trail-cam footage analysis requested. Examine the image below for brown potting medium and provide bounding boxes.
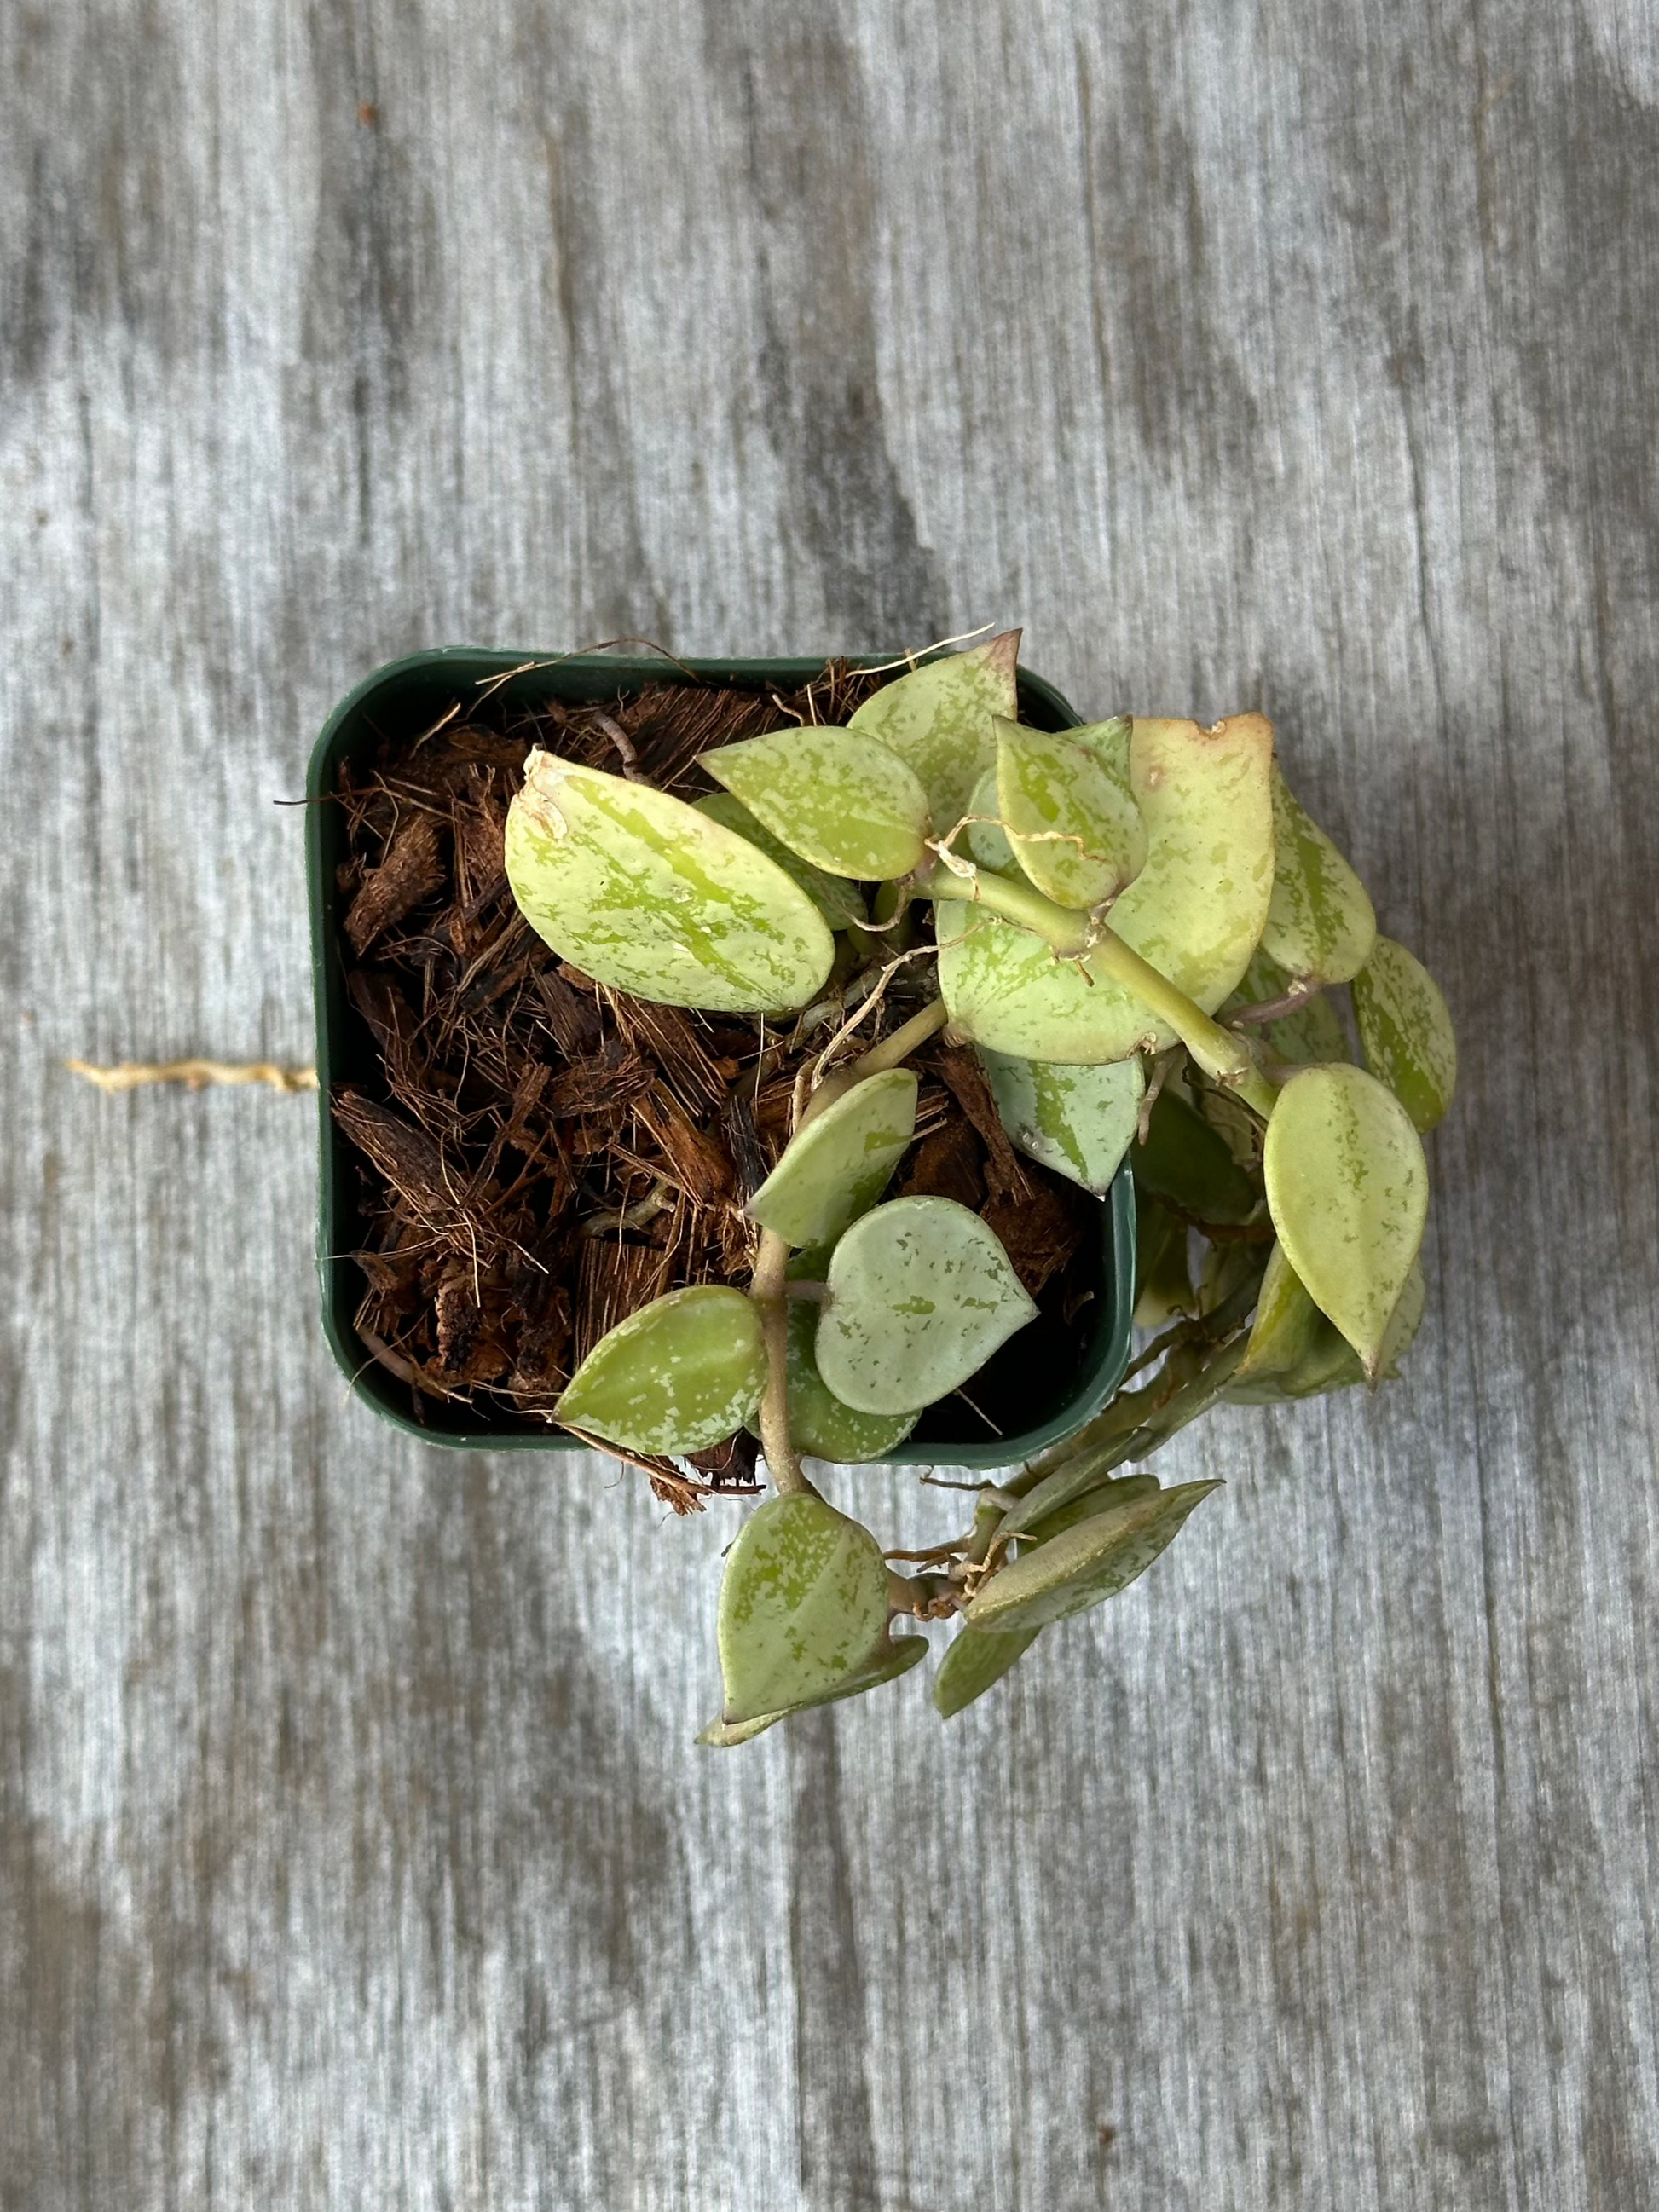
[324,662,1103,1503]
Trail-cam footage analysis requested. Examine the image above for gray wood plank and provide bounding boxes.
[3,0,1656,2205]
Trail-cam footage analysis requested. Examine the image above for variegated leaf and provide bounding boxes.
[1263,1064,1430,1377]
[1261,767,1377,985]
[966,1480,1221,1634]
[847,632,1020,829]
[717,1494,895,1724]
[1352,935,1458,1131]
[747,1068,918,1248]
[694,791,868,929]
[701,725,932,881]
[506,753,834,1012]
[995,719,1147,909]
[978,1048,1144,1196]
[556,1285,766,1454]
[700,1633,928,1744]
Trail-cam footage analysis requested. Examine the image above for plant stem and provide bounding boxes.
[917,858,1279,1121]
[749,1228,815,1498]
[797,996,950,1130]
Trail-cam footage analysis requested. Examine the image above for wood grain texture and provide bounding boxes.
[3,1,1657,2204]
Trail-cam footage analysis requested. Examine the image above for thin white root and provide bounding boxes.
[66,1059,319,1094]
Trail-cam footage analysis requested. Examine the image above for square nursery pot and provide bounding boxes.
[308,647,1136,1467]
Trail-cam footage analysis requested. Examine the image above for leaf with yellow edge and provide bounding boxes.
[1262,1064,1429,1378]
[701,726,931,882]
[747,1068,918,1248]
[1261,768,1377,985]
[848,632,1020,829]
[936,713,1275,1064]
[717,1494,895,1724]
[995,719,1147,909]
[506,753,834,1013]
[1352,936,1458,1131]
[556,1285,766,1454]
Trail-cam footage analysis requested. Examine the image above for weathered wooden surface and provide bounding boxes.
[3,2,1657,2205]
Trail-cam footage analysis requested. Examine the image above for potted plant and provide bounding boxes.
[309,634,1455,1743]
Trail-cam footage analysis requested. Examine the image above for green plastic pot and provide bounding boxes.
[307,647,1136,1465]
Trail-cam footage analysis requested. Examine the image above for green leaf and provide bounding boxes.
[995,719,1147,909]
[1022,1471,1162,1544]
[966,1480,1221,1634]
[814,1196,1038,1417]
[748,1068,919,1248]
[847,633,1020,829]
[1065,716,1134,788]
[700,1632,928,1743]
[1225,946,1352,1066]
[933,1623,1039,1718]
[693,791,868,930]
[506,754,835,1013]
[936,713,1275,1063]
[1352,935,1458,1131]
[1260,768,1377,985]
[556,1285,766,1454]
[1263,1064,1430,1378]
[1133,1089,1260,1226]
[1228,1261,1426,1401]
[783,1247,921,1464]
[701,726,932,882]
[718,1494,896,1724]
[1234,1241,1322,1380]
[978,1048,1144,1196]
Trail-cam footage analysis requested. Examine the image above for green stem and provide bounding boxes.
[797,996,950,1130]
[917,858,1279,1121]
[749,1228,815,1498]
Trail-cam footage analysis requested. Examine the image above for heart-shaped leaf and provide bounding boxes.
[784,1280,922,1463]
[1065,715,1134,786]
[848,632,1020,829]
[1352,935,1457,1131]
[1225,946,1352,1066]
[506,754,834,1012]
[978,1048,1144,1196]
[717,1493,895,1724]
[747,1068,919,1248]
[1228,1261,1426,1401]
[1133,1089,1259,1225]
[1234,1240,1322,1380]
[995,719,1147,909]
[1260,768,1377,985]
[693,791,868,930]
[814,1197,1038,1416]
[700,1632,928,1744]
[702,726,931,882]
[933,1622,1039,1718]
[556,1285,766,1454]
[966,1479,1221,1634]
[936,713,1274,1063]
[1263,1064,1430,1377]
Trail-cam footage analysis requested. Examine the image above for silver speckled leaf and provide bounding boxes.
[747,1068,919,1248]
[717,1494,894,1724]
[783,1248,921,1464]
[1352,935,1458,1131]
[1263,1064,1430,1377]
[1261,767,1376,985]
[847,633,1020,829]
[699,1633,928,1745]
[995,718,1147,909]
[556,1285,766,1454]
[815,1197,1038,1417]
[693,791,868,930]
[702,725,932,881]
[506,752,834,1013]
[978,1048,1144,1196]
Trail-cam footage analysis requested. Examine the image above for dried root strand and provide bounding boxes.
[66,1059,319,1094]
